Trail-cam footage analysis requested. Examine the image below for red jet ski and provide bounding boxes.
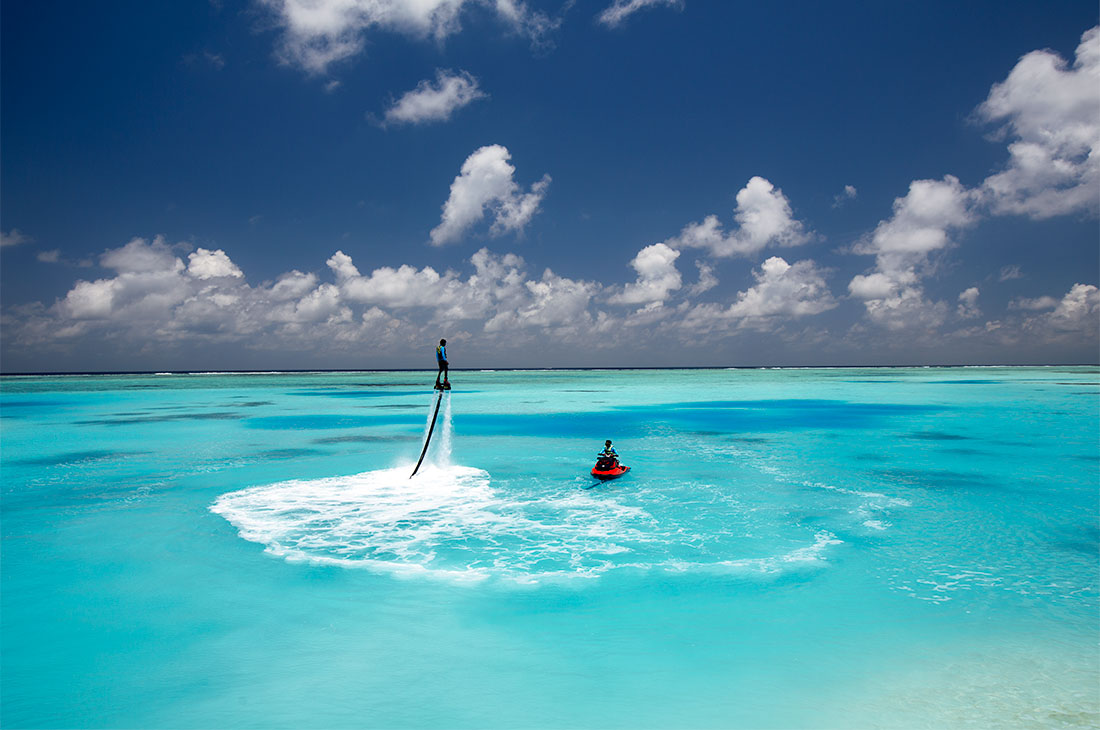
[591,454,630,481]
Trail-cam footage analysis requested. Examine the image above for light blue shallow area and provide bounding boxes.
[2,367,1098,729]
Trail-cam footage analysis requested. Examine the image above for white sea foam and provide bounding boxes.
[740,451,911,536]
[667,530,843,574]
[212,465,650,582]
[210,464,843,585]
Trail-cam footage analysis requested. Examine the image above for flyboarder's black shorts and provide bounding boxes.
[437,361,448,372]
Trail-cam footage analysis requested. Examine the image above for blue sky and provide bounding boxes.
[2,0,1097,372]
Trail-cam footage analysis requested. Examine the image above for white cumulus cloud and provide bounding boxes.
[688,260,718,296]
[727,257,836,319]
[261,0,557,75]
[382,69,486,126]
[832,184,858,208]
[664,176,813,258]
[682,257,836,332]
[187,248,244,279]
[486,270,598,332]
[977,26,1100,219]
[848,175,977,330]
[1,229,30,247]
[609,242,682,306]
[957,286,981,318]
[859,288,949,332]
[597,0,682,28]
[855,175,976,258]
[848,272,897,300]
[1011,284,1100,346]
[328,250,450,307]
[1010,295,1058,311]
[60,237,190,322]
[430,144,550,246]
[1031,283,1099,332]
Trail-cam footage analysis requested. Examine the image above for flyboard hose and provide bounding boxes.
[410,389,444,478]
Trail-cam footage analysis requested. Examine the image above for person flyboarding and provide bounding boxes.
[413,338,450,478]
[434,338,450,390]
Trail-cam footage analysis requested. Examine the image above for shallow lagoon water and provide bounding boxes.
[2,367,1098,728]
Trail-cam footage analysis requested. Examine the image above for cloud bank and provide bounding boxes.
[3,227,1094,369]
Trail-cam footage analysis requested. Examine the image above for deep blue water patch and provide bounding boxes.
[844,380,902,383]
[247,414,423,430]
[689,431,770,442]
[311,434,418,444]
[76,412,243,426]
[456,412,649,438]
[907,431,971,441]
[254,448,326,460]
[452,399,943,439]
[1052,525,1100,556]
[0,399,72,408]
[2,480,167,513]
[927,379,1001,385]
[287,389,423,399]
[874,468,993,490]
[7,449,149,467]
[621,399,942,432]
[627,398,939,414]
[0,399,76,418]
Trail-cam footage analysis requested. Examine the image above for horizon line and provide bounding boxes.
[2,363,1098,377]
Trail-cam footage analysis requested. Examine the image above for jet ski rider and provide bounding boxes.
[600,440,618,463]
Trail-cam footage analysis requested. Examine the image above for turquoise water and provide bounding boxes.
[2,367,1097,729]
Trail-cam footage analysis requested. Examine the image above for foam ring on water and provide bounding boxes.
[211,465,843,584]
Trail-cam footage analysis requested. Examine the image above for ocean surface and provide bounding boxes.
[1,367,1097,729]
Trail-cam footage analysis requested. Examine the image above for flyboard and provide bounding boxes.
[410,384,449,478]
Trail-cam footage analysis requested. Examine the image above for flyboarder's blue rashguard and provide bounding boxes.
[436,344,449,387]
